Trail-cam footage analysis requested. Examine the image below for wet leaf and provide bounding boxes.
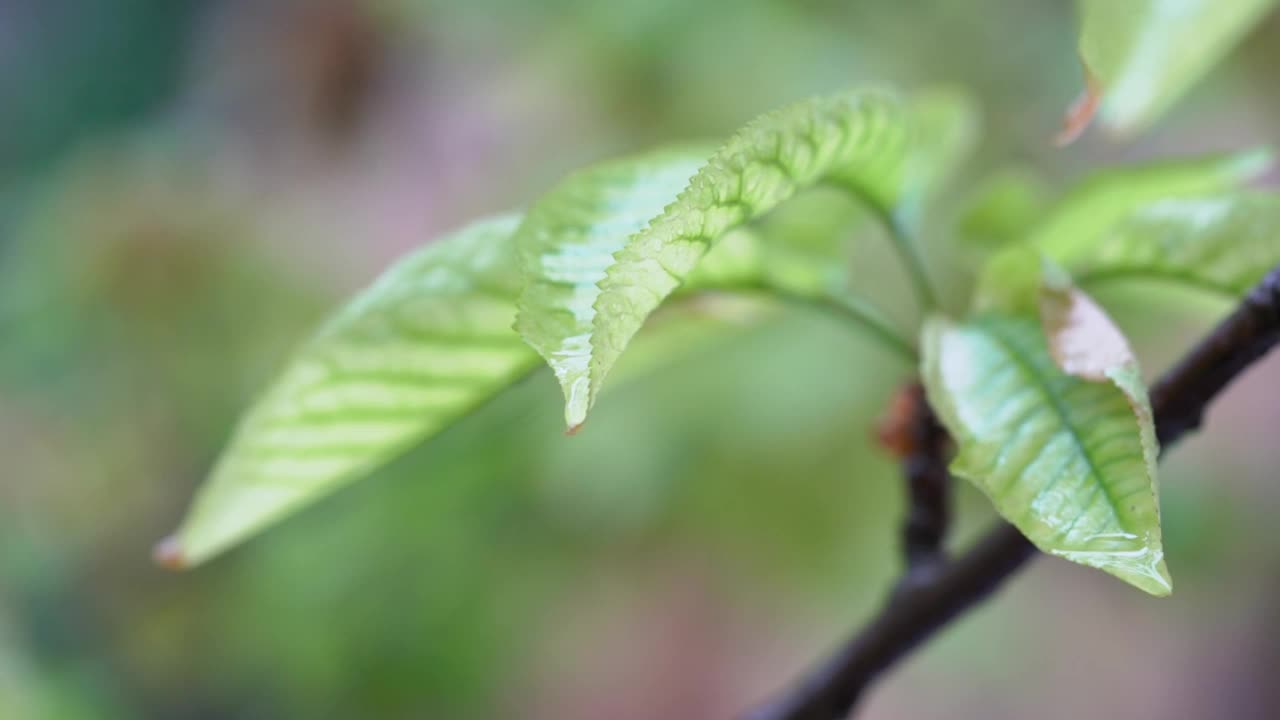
[922,312,1169,595]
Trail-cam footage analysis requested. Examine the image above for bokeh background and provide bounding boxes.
[3,1,1280,718]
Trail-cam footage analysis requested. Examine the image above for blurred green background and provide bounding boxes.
[3,1,1280,718]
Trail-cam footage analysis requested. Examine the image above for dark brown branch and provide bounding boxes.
[899,383,951,579]
[743,526,1034,720]
[1150,268,1280,447]
[745,264,1280,720]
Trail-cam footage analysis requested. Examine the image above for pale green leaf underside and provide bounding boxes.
[923,314,1170,595]
[584,89,916,427]
[1078,0,1277,132]
[166,214,538,566]
[1070,193,1280,298]
[512,144,889,429]
[514,148,715,428]
[1030,149,1272,265]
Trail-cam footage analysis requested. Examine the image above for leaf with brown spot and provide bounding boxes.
[1040,284,1136,382]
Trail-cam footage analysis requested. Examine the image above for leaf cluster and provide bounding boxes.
[164,3,1280,598]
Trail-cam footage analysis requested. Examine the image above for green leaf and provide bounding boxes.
[514,147,714,428]
[966,249,1169,592]
[1066,193,1280,298]
[160,214,538,567]
[923,311,1170,595]
[517,88,974,429]
[1030,149,1272,265]
[1077,0,1277,133]
[576,89,923,428]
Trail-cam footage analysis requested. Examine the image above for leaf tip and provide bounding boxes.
[1053,545,1172,597]
[564,401,589,436]
[1054,72,1102,148]
[1130,557,1174,598]
[152,535,188,571]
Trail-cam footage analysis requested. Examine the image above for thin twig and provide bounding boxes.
[684,286,919,363]
[768,288,920,363]
[874,205,939,312]
[746,263,1280,720]
[845,186,939,312]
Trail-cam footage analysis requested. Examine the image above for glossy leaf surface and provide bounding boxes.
[1077,0,1277,133]
[163,215,538,566]
[922,313,1170,595]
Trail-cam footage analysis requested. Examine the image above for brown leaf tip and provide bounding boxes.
[1055,69,1102,147]
[152,535,188,571]
[565,422,584,437]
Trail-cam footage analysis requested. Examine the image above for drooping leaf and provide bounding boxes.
[1075,0,1277,134]
[970,249,1165,577]
[569,90,925,428]
[1030,149,1272,264]
[518,89,975,429]
[514,148,713,428]
[160,214,538,567]
[922,312,1170,595]
[1066,193,1280,298]
[511,148,816,429]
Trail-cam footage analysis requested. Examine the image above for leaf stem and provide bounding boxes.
[769,288,919,363]
[874,206,939,312]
